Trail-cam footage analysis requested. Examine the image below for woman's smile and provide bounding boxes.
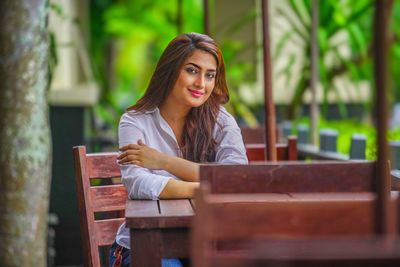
[188,88,204,98]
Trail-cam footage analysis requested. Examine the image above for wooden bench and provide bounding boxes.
[200,161,376,194]
[241,126,298,161]
[192,186,400,267]
[73,146,126,267]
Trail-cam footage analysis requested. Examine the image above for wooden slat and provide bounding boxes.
[200,161,376,194]
[241,127,265,144]
[94,218,125,246]
[287,135,298,160]
[86,152,120,179]
[205,194,376,240]
[246,144,290,161]
[90,184,128,212]
[125,199,193,229]
[245,143,265,161]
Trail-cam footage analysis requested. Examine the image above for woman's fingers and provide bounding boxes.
[119,144,141,151]
[118,154,139,163]
[117,149,139,160]
[120,160,141,166]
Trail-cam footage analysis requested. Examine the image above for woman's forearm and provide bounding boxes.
[158,179,199,199]
[160,154,200,182]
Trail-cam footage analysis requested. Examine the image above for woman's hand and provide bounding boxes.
[118,140,165,170]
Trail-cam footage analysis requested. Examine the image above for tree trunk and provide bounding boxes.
[0,0,51,266]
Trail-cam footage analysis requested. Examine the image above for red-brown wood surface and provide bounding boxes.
[206,193,376,240]
[73,146,127,267]
[261,0,277,161]
[90,184,127,212]
[200,161,376,194]
[208,238,400,267]
[131,228,190,267]
[241,127,265,144]
[245,136,298,162]
[192,187,400,267]
[125,199,194,229]
[86,152,120,179]
[94,218,125,246]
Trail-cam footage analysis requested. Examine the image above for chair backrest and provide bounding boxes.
[200,161,376,194]
[241,126,265,144]
[245,136,298,161]
[73,146,127,267]
[192,186,399,267]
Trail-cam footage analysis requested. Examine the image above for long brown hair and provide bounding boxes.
[127,32,229,162]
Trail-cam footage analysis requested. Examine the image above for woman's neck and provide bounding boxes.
[159,101,190,125]
[159,102,190,148]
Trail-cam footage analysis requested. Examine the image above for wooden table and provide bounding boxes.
[125,199,195,267]
[124,192,398,266]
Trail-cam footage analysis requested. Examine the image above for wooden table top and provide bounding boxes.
[125,191,399,230]
[125,199,195,229]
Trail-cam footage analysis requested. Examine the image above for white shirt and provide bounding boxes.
[116,106,248,248]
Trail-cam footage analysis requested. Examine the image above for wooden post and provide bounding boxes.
[310,0,320,146]
[204,0,210,36]
[261,0,277,161]
[374,0,394,236]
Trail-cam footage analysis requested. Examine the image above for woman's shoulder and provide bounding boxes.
[119,109,155,126]
[217,106,237,126]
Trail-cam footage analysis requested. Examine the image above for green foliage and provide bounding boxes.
[295,118,400,160]
[277,0,376,119]
[89,0,258,132]
[90,0,204,131]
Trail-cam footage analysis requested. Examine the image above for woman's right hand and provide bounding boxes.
[118,140,165,170]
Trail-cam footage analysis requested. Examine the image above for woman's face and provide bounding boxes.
[168,49,217,110]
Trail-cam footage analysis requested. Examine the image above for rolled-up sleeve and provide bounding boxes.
[118,113,171,200]
[214,111,248,164]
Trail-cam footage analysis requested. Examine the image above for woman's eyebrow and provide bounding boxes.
[185,62,216,72]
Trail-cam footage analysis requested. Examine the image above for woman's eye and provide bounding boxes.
[206,73,215,79]
[185,67,197,74]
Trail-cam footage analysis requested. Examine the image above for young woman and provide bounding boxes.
[109,32,248,267]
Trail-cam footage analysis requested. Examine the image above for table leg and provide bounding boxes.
[131,229,162,267]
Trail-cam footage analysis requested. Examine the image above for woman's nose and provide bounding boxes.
[194,75,205,89]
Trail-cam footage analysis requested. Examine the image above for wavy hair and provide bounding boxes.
[127,32,229,162]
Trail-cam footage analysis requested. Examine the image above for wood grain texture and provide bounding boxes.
[90,184,127,212]
[94,218,125,246]
[206,195,376,239]
[200,161,376,194]
[86,152,120,179]
[125,199,194,229]
[208,238,400,267]
[245,136,298,162]
[192,186,400,267]
[73,146,126,267]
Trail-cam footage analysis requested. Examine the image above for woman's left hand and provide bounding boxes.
[118,140,164,170]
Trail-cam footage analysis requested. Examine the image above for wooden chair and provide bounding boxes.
[200,161,376,194]
[192,185,400,267]
[245,135,298,161]
[240,126,298,161]
[241,126,265,144]
[73,146,127,267]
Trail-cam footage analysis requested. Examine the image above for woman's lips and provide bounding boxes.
[188,89,204,98]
